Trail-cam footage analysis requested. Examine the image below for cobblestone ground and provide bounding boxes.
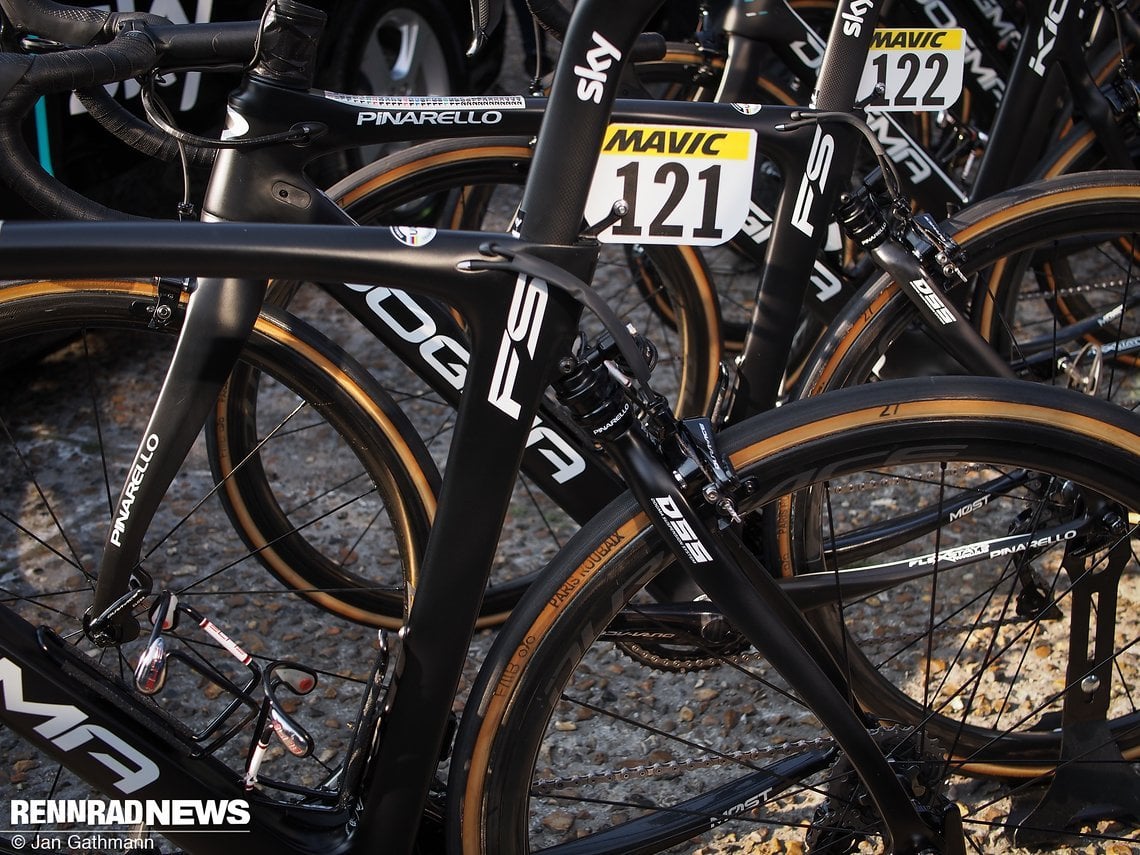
[1,7,1139,855]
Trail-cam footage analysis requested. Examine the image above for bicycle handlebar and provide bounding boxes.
[525,0,570,42]
[0,2,262,219]
[0,0,261,60]
[0,29,162,219]
[0,0,137,46]
[470,0,504,54]
[0,0,650,221]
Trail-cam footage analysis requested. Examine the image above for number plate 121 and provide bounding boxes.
[585,124,757,246]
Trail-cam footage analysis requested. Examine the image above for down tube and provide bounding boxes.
[351,253,590,852]
[0,607,354,855]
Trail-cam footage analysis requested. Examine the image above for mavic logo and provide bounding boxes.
[870,29,954,49]
[489,274,549,419]
[0,658,159,793]
[603,127,730,157]
[651,496,713,563]
[575,31,623,104]
[791,127,835,237]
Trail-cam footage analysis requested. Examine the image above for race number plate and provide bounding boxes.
[856,29,965,111]
[585,124,757,246]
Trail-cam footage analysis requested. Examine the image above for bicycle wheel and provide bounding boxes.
[1018,120,1140,341]
[452,377,1140,853]
[0,277,438,811]
[797,171,1140,407]
[0,275,435,661]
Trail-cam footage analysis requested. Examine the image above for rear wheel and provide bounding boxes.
[796,172,1140,408]
[453,377,1140,853]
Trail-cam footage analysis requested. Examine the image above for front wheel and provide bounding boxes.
[452,377,1140,853]
[0,277,438,813]
[0,278,438,630]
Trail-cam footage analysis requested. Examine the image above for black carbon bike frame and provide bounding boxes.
[194,0,1139,514]
[714,0,1134,209]
[703,0,1138,342]
[0,0,1119,556]
[168,0,1026,539]
[0,1,967,852]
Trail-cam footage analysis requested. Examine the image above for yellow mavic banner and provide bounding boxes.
[601,125,752,159]
[869,29,963,50]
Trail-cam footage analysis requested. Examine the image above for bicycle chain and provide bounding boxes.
[618,611,1033,672]
[1018,278,1132,301]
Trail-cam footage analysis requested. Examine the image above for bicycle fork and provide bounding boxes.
[86,276,267,645]
[552,342,966,854]
[86,0,327,644]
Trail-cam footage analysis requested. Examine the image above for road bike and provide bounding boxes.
[515,0,1140,356]
[7,0,1140,755]
[8,0,1140,630]
[2,0,1140,851]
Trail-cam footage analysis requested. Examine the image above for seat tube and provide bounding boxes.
[727,0,882,419]
[516,0,662,245]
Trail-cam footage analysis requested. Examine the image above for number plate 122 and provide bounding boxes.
[585,124,757,246]
[857,28,965,111]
